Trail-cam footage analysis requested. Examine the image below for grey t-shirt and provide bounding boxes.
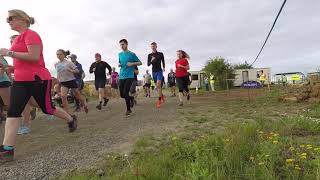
[144,73,152,84]
[55,59,77,82]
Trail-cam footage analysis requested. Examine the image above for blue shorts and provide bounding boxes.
[152,70,163,82]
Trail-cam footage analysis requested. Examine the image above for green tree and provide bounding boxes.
[203,57,235,90]
[233,61,253,70]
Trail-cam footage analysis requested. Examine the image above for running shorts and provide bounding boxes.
[61,80,79,89]
[152,70,163,82]
[144,83,151,88]
[168,82,176,87]
[0,81,11,88]
[111,83,118,89]
[95,79,106,90]
[130,80,137,94]
[176,76,190,93]
[8,76,56,117]
[75,79,84,90]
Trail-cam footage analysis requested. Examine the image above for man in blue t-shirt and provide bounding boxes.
[118,39,142,117]
[70,54,85,111]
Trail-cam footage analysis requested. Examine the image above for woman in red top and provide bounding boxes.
[0,9,77,162]
[175,50,190,106]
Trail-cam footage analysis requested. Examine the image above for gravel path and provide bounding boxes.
[0,93,180,180]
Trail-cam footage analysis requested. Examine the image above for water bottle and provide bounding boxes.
[47,115,55,121]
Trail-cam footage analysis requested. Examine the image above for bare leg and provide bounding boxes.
[60,87,70,114]
[98,88,105,102]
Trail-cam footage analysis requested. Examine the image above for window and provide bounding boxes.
[191,75,198,80]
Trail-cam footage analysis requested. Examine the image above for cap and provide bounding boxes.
[69,54,77,59]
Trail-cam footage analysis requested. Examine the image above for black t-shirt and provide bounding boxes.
[168,72,176,83]
[147,52,165,72]
[89,61,112,80]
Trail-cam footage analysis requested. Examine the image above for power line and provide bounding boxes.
[250,0,287,66]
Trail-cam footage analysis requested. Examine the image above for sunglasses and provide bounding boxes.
[6,16,17,23]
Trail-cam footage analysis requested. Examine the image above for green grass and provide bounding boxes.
[61,88,320,180]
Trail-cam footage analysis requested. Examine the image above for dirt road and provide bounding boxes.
[0,92,180,180]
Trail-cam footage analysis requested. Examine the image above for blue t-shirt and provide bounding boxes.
[119,51,140,79]
[0,57,11,83]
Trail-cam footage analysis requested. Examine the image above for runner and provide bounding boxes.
[151,79,155,92]
[69,54,85,112]
[143,70,152,97]
[167,69,176,97]
[175,50,191,106]
[129,66,139,107]
[89,53,112,110]
[110,67,119,98]
[55,49,88,115]
[118,39,142,117]
[0,9,77,161]
[147,42,165,108]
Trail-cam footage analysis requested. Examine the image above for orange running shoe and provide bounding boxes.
[161,95,165,103]
[156,100,161,108]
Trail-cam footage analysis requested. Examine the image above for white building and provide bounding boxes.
[234,68,271,87]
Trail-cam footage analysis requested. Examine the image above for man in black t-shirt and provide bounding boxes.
[89,53,112,110]
[147,42,165,108]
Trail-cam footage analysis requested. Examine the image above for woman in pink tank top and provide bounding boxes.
[0,9,78,162]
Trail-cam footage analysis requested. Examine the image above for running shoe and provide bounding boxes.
[156,100,161,108]
[68,115,78,133]
[17,127,31,135]
[179,102,184,106]
[125,110,132,117]
[30,108,37,120]
[96,104,102,110]
[84,105,89,114]
[161,95,165,103]
[74,107,81,112]
[103,98,109,106]
[187,94,190,101]
[0,145,14,162]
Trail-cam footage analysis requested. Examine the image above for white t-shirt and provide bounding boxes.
[144,73,152,84]
[55,59,77,82]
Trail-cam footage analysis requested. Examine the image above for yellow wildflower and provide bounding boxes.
[273,140,279,144]
[307,144,312,147]
[258,130,264,134]
[258,162,265,166]
[289,147,295,151]
[300,153,307,156]
[300,145,305,148]
[172,136,177,141]
[273,133,279,137]
[307,147,313,150]
[225,138,230,142]
[249,156,255,161]
[286,159,295,163]
[295,166,302,170]
[300,156,307,159]
[314,148,320,151]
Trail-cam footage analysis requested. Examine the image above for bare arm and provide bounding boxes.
[12,45,41,61]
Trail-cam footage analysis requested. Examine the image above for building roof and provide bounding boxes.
[274,72,305,76]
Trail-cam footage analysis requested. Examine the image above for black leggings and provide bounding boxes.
[8,78,55,118]
[176,76,190,93]
[119,78,134,111]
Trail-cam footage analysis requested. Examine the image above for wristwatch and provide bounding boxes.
[6,51,13,57]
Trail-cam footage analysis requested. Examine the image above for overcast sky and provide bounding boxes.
[0,0,319,80]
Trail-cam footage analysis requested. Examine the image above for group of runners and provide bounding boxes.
[0,9,191,161]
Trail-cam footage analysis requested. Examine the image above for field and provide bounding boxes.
[2,87,320,179]
[61,87,320,180]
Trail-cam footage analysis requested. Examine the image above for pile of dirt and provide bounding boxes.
[279,75,320,103]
